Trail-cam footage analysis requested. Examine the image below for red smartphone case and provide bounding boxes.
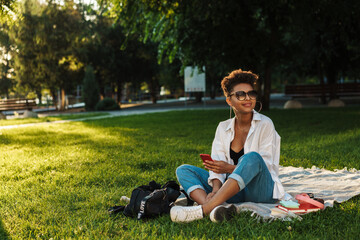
[200,154,214,162]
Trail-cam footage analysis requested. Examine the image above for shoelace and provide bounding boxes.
[183,207,202,220]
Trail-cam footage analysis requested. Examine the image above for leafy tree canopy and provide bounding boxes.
[1,0,14,12]
[111,0,360,108]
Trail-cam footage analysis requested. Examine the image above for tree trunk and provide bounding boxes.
[255,75,263,98]
[99,83,105,100]
[262,61,272,111]
[210,84,216,99]
[325,63,338,100]
[50,88,58,110]
[206,68,217,99]
[116,78,122,109]
[36,90,42,105]
[317,62,327,104]
[4,59,10,99]
[149,77,158,104]
[151,92,157,104]
[262,7,279,111]
[59,88,66,111]
[194,92,203,102]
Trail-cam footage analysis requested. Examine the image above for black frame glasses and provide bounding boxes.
[229,90,258,101]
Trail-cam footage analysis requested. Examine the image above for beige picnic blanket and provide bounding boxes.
[233,165,360,220]
[279,165,360,207]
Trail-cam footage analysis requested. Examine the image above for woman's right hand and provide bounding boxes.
[203,160,235,174]
[205,179,222,203]
[205,191,217,203]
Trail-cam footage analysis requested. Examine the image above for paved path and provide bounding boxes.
[0,104,226,130]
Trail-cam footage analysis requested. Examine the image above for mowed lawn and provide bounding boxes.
[0,107,359,239]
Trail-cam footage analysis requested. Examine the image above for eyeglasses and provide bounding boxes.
[229,90,258,101]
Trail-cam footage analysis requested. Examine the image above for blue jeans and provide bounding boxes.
[176,152,276,203]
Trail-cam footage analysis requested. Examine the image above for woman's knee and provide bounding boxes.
[176,164,194,178]
[237,152,264,169]
[245,152,263,162]
[245,151,262,160]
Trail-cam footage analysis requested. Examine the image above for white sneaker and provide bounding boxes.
[170,205,203,223]
[209,204,237,222]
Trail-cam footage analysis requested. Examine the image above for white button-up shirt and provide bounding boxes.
[209,110,285,199]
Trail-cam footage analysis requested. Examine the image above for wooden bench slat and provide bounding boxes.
[0,103,37,106]
[0,105,36,109]
[0,98,36,102]
[285,83,360,98]
[0,98,37,112]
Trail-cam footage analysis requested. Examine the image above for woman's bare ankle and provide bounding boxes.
[201,204,214,215]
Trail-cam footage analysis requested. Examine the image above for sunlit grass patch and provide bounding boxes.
[0,113,109,127]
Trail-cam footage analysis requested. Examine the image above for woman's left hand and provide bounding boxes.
[203,160,234,174]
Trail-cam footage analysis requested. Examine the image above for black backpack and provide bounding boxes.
[109,180,181,220]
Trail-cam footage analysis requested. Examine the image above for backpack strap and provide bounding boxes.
[108,205,125,215]
[137,189,166,220]
[180,189,194,206]
[148,180,161,191]
[162,181,180,191]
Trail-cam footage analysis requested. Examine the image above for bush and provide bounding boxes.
[82,65,100,111]
[95,98,120,111]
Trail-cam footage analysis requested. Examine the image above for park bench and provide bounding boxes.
[284,83,360,101]
[0,98,37,115]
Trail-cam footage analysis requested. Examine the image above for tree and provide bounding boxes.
[82,65,99,110]
[12,0,42,100]
[157,58,183,96]
[81,4,167,105]
[0,0,15,14]
[0,23,14,98]
[112,0,293,109]
[13,0,84,109]
[288,0,360,100]
[113,0,360,108]
[80,15,129,105]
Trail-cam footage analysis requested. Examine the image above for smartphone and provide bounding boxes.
[200,154,214,163]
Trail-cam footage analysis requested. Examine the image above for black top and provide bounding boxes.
[230,147,244,165]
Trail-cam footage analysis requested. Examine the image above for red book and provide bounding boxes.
[276,203,321,214]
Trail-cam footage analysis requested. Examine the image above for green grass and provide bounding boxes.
[0,113,109,127]
[0,107,359,239]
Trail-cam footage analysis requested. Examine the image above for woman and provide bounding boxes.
[171,69,287,223]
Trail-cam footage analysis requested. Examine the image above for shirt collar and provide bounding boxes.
[225,110,261,132]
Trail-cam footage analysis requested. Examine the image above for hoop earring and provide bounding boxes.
[256,101,262,113]
[229,106,232,118]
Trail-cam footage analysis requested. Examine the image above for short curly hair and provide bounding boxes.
[221,69,258,97]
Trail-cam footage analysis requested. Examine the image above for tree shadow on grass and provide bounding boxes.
[0,219,10,240]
